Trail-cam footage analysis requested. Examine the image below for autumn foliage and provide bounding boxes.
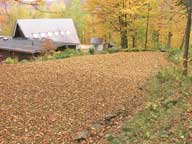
[85,0,187,49]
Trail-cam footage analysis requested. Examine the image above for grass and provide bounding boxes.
[108,53,192,143]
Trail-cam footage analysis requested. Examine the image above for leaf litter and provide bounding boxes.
[0,52,169,143]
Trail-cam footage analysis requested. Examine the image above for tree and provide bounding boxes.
[65,0,88,44]
[0,0,66,35]
[177,0,192,75]
[85,0,157,49]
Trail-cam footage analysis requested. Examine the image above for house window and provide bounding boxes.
[48,32,53,37]
[32,33,40,39]
[40,32,47,38]
[66,30,71,35]
[54,32,59,36]
[60,31,65,35]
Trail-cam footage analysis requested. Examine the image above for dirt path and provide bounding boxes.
[0,52,168,143]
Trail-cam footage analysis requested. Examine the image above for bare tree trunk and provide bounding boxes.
[183,1,192,75]
[167,32,173,49]
[119,0,128,49]
[144,3,150,49]
[120,30,128,49]
[132,36,136,48]
[180,25,187,49]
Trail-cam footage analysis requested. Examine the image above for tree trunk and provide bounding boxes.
[119,0,128,49]
[183,2,192,75]
[167,32,173,49]
[180,25,187,49]
[144,3,150,49]
[132,35,136,48]
[120,30,128,49]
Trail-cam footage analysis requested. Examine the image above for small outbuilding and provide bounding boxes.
[90,38,104,51]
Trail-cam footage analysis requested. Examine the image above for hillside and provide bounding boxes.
[0,52,169,143]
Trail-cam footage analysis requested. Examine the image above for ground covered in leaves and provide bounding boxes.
[109,67,192,144]
[0,52,168,143]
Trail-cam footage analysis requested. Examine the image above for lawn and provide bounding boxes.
[0,52,168,143]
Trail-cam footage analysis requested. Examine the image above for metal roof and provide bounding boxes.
[13,18,80,44]
[90,38,103,45]
[0,38,43,54]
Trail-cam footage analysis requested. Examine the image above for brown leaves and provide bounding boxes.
[0,52,169,143]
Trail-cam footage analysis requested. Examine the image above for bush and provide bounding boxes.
[106,47,120,53]
[122,48,141,52]
[98,51,108,54]
[20,59,29,63]
[52,51,70,59]
[168,49,183,64]
[156,67,184,83]
[5,57,18,64]
[64,49,84,56]
[122,48,158,52]
[89,48,95,55]
[36,49,85,61]
[41,38,56,56]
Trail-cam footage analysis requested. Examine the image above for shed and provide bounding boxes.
[90,38,104,51]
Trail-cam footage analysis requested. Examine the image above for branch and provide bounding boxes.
[12,0,65,14]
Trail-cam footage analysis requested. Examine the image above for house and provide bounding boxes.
[0,18,80,60]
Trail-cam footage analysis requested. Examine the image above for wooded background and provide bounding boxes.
[0,0,189,50]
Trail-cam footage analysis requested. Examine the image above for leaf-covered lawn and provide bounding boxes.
[0,52,168,143]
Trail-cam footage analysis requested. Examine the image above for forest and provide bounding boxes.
[0,0,192,143]
[0,0,188,48]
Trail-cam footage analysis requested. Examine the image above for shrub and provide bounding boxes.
[106,47,120,53]
[20,59,29,63]
[64,49,82,57]
[5,57,18,64]
[35,49,84,62]
[98,51,108,54]
[89,48,95,55]
[122,48,141,52]
[41,38,56,56]
[156,67,183,83]
[168,49,183,64]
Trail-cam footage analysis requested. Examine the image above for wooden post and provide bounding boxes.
[0,55,3,64]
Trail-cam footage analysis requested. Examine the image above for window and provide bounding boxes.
[48,32,53,37]
[66,30,71,35]
[60,31,65,35]
[54,32,59,36]
[32,33,40,39]
[40,33,47,38]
